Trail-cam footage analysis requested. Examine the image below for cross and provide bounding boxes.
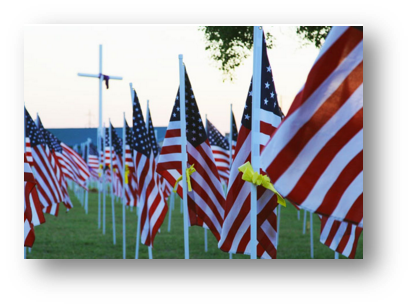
[78,45,122,165]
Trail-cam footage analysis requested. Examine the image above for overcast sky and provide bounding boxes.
[24,25,320,134]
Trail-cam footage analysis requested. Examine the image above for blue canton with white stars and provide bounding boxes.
[206,119,230,150]
[47,131,63,153]
[110,124,123,156]
[130,90,151,157]
[170,67,206,147]
[241,33,284,129]
[25,108,45,147]
[125,120,132,146]
[147,110,159,158]
[231,112,238,142]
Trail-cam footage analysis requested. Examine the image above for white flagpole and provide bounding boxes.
[303,209,307,234]
[229,104,233,260]
[146,100,153,259]
[109,120,116,245]
[310,212,314,258]
[204,114,208,253]
[250,26,263,260]
[122,113,127,259]
[297,210,300,220]
[24,104,26,259]
[179,54,190,259]
[335,252,339,259]
[277,205,281,245]
[98,129,102,229]
[77,45,122,229]
[167,193,174,232]
[102,122,106,235]
[129,83,141,259]
[85,139,90,214]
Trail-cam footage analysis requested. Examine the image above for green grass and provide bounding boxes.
[26,188,363,259]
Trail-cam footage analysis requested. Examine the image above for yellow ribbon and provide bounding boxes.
[173,164,196,193]
[238,161,286,207]
[98,165,103,177]
[125,165,130,184]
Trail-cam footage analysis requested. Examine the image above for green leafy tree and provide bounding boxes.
[200,26,331,81]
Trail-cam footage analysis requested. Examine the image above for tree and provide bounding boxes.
[199,26,331,81]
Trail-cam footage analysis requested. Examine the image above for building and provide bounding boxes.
[48,127,167,147]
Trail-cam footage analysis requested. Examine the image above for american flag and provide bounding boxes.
[156,67,225,240]
[230,111,238,158]
[37,117,73,211]
[25,108,63,216]
[60,142,90,189]
[318,215,362,259]
[146,107,171,200]
[206,119,230,185]
[218,33,284,259]
[131,89,168,247]
[110,123,135,205]
[124,120,138,207]
[24,151,45,228]
[24,154,38,247]
[87,143,100,180]
[261,26,363,230]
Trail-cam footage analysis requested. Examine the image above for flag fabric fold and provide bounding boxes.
[261,26,363,232]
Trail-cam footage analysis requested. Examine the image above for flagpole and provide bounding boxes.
[146,100,153,260]
[109,120,116,245]
[179,54,190,259]
[98,128,102,229]
[85,138,90,214]
[303,209,307,234]
[250,26,263,260]
[229,104,233,259]
[122,113,126,259]
[310,212,314,258]
[23,104,26,259]
[130,83,141,259]
[277,205,281,245]
[203,114,208,253]
[103,122,106,235]
[167,193,173,232]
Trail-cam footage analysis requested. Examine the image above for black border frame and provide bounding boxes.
[12,10,402,296]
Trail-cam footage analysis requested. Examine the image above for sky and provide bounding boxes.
[24,25,320,135]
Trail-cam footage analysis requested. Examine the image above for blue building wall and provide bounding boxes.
[48,127,167,147]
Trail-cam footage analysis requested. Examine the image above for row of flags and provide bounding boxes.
[24,26,363,259]
[24,108,91,248]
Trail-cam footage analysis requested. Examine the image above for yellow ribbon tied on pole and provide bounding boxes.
[173,164,196,193]
[98,164,103,177]
[238,161,286,207]
[124,165,130,184]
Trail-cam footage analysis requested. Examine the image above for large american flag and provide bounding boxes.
[24,153,43,247]
[261,26,363,231]
[25,108,63,216]
[218,33,284,259]
[156,67,225,241]
[131,89,168,247]
[206,119,230,185]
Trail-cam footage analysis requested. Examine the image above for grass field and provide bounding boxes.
[26,188,363,259]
